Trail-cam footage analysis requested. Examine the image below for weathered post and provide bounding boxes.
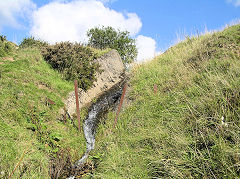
[154,84,157,95]
[74,80,81,132]
[113,83,127,129]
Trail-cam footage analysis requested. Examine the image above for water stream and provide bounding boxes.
[68,82,125,178]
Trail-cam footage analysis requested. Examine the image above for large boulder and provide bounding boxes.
[63,49,125,117]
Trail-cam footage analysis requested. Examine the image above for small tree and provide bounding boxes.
[87,26,137,64]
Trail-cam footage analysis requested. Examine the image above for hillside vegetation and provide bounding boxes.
[0,24,239,178]
[0,35,16,57]
[93,24,240,178]
[0,38,108,178]
[19,37,110,91]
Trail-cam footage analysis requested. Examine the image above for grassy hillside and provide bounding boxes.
[93,24,240,178]
[0,47,89,178]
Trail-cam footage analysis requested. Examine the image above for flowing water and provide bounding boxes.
[69,82,125,178]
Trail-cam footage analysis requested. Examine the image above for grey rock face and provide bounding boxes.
[62,49,125,117]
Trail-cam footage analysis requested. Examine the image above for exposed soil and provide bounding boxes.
[2,57,14,61]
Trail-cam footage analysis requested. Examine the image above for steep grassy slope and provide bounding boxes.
[93,24,240,178]
[0,48,88,178]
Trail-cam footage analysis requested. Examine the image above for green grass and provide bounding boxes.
[92,24,240,178]
[0,48,88,178]
[0,25,239,178]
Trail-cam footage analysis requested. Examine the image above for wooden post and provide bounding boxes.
[8,146,29,179]
[74,80,81,132]
[154,84,157,95]
[113,83,127,129]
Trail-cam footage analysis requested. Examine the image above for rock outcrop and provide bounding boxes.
[63,49,125,117]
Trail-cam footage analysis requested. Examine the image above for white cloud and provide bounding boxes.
[136,35,157,62]
[27,0,158,63]
[0,0,36,30]
[30,0,142,43]
[227,0,240,7]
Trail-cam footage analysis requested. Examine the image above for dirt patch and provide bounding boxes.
[38,84,50,90]
[2,57,14,61]
[37,83,53,92]
[49,149,94,178]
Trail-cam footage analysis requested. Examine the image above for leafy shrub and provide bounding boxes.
[87,26,137,64]
[19,37,49,49]
[0,35,15,57]
[42,42,100,91]
[0,35,6,42]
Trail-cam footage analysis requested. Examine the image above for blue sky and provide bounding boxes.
[109,0,240,49]
[0,0,239,61]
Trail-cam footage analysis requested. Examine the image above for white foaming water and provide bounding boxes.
[72,84,124,174]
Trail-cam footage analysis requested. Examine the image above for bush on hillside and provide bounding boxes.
[19,37,49,49]
[0,35,15,57]
[87,26,137,64]
[42,42,100,91]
